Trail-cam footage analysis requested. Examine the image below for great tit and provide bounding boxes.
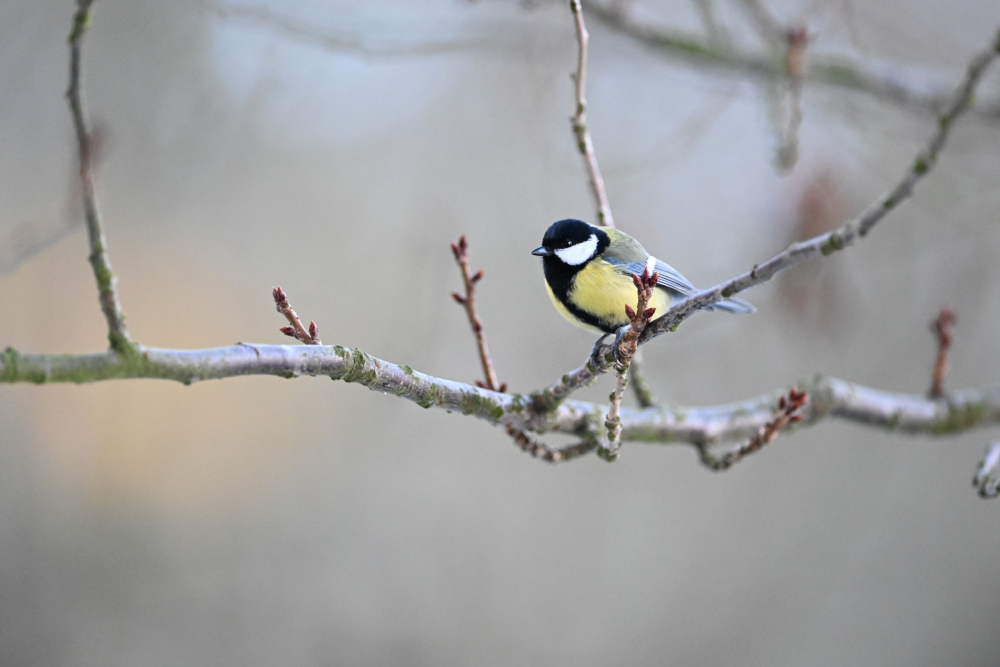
[531,219,754,335]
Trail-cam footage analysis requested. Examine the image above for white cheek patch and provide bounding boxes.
[554,234,598,266]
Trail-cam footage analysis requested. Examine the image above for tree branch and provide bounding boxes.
[929,308,956,398]
[638,26,1000,344]
[603,268,658,459]
[570,0,615,228]
[697,386,807,470]
[273,286,321,345]
[66,0,132,353]
[585,3,1000,122]
[2,347,999,450]
[450,236,503,392]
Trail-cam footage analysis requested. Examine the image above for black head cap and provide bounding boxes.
[541,219,598,250]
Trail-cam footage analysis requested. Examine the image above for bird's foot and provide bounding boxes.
[590,333,612,367]
[612,323,631,368]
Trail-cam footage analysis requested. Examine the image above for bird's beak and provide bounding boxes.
[531,246,552,257]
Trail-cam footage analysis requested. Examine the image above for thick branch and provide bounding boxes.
[2,347,999,448]
[67,0,131,352]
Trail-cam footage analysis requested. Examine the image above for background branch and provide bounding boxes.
[570,0,615,228]
[67,0,131,353]
[638,26,1000,344]
[585,2,1000,122]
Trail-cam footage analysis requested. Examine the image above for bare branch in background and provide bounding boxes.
[67,0,131,353]
[203,1,477,57]
[569,0,615,228]
[0,199,80,276]
[272,286,321,345]
[691,0,729,45]
[584,2,1000,123]
[638,27,1000,345]
[0,128,106,276]
[698,387,807,470]
[773,26,808,170]
[628,349,658,408]
[736,0,785,45]
[929,308,956,398]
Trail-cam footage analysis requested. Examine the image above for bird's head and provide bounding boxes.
[531,219,608,267]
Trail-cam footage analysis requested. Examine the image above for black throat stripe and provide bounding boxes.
[542,257,618,334]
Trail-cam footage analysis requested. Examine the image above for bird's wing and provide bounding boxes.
[607,257,699,297]
[651,258,699,296]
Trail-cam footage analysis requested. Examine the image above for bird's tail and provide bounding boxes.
[708,297,756,314]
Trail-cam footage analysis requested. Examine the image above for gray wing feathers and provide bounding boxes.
[653,259,698,297]
[609,257,755,314]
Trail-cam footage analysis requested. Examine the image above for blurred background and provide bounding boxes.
[1,0,1000,664]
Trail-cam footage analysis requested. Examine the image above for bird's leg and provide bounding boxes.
[612,323,631,367]
[591,333,612,366]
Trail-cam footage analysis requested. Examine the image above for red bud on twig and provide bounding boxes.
[452,293,466,305]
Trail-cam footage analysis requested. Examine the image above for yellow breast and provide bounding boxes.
[545,260,671,333]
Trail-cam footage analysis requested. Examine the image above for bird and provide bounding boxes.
[531,219,754,339]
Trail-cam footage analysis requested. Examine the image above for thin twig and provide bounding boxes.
[736,0,785,45]
[628,349,658,408]
[272,286,321,345]
[602,268,658,460]
[775,26,808,170]
[450,236,503,392]
[0,127,105,277]
[569,0,615,228]
[691,0,728,45]
[506,425,597,463]
[204,0,477,57]
[698,386,807,470]
[929,308,956,398]
[67,0,131,353]
[450,237,595,462]
[638,26,1000,345]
